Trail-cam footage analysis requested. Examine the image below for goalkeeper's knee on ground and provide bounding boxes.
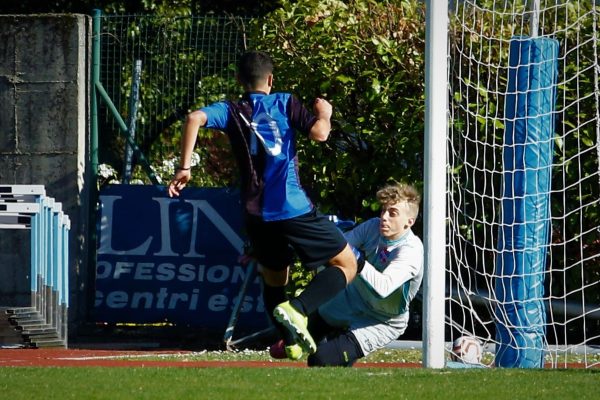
[307,332,363,367]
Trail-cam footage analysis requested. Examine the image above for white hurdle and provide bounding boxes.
[0,185,70,348]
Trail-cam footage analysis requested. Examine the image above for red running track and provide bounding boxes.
[0,348,421,368]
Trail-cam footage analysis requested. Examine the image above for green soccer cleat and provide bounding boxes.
[273,301,317,354]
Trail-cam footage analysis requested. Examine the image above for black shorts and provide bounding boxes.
[245,208,347,271]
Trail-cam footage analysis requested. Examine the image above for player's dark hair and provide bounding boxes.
[237,51,273,88]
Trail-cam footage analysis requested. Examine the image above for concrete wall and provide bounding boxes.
[0,15,91,333]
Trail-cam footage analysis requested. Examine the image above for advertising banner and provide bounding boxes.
[93,185,269,333]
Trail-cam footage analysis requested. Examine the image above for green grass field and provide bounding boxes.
[1,366,599,400]
[1,347,599,400]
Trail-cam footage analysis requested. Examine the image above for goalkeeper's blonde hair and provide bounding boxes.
[376,183,421,219]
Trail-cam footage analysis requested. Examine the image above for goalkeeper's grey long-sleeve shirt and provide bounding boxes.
[344,217,424,329]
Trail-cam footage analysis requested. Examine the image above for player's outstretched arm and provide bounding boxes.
[168,110,207,197]
[309,98,332,142]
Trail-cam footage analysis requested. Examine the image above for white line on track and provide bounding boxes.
[57,351,207,361]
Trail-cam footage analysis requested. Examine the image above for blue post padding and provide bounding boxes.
[495,36,559,368]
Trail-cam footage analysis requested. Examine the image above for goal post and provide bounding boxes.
[424,0,600,368]
[423,0,449,369]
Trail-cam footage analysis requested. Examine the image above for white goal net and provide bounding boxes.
[445,0,600,368]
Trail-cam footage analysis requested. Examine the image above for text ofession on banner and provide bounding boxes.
[93,185,269,332]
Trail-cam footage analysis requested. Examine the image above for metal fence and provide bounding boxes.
[95,13,253,181]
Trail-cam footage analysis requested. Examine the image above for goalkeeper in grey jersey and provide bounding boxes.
[305,183,423,366]
[308,184,423,366]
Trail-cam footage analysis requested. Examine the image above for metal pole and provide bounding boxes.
[529,0,540,38]
[88,9,102,322]
[123,60,142,184]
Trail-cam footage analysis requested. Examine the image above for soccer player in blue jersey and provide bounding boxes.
[168,51,358,358]
[270,183,424,365]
